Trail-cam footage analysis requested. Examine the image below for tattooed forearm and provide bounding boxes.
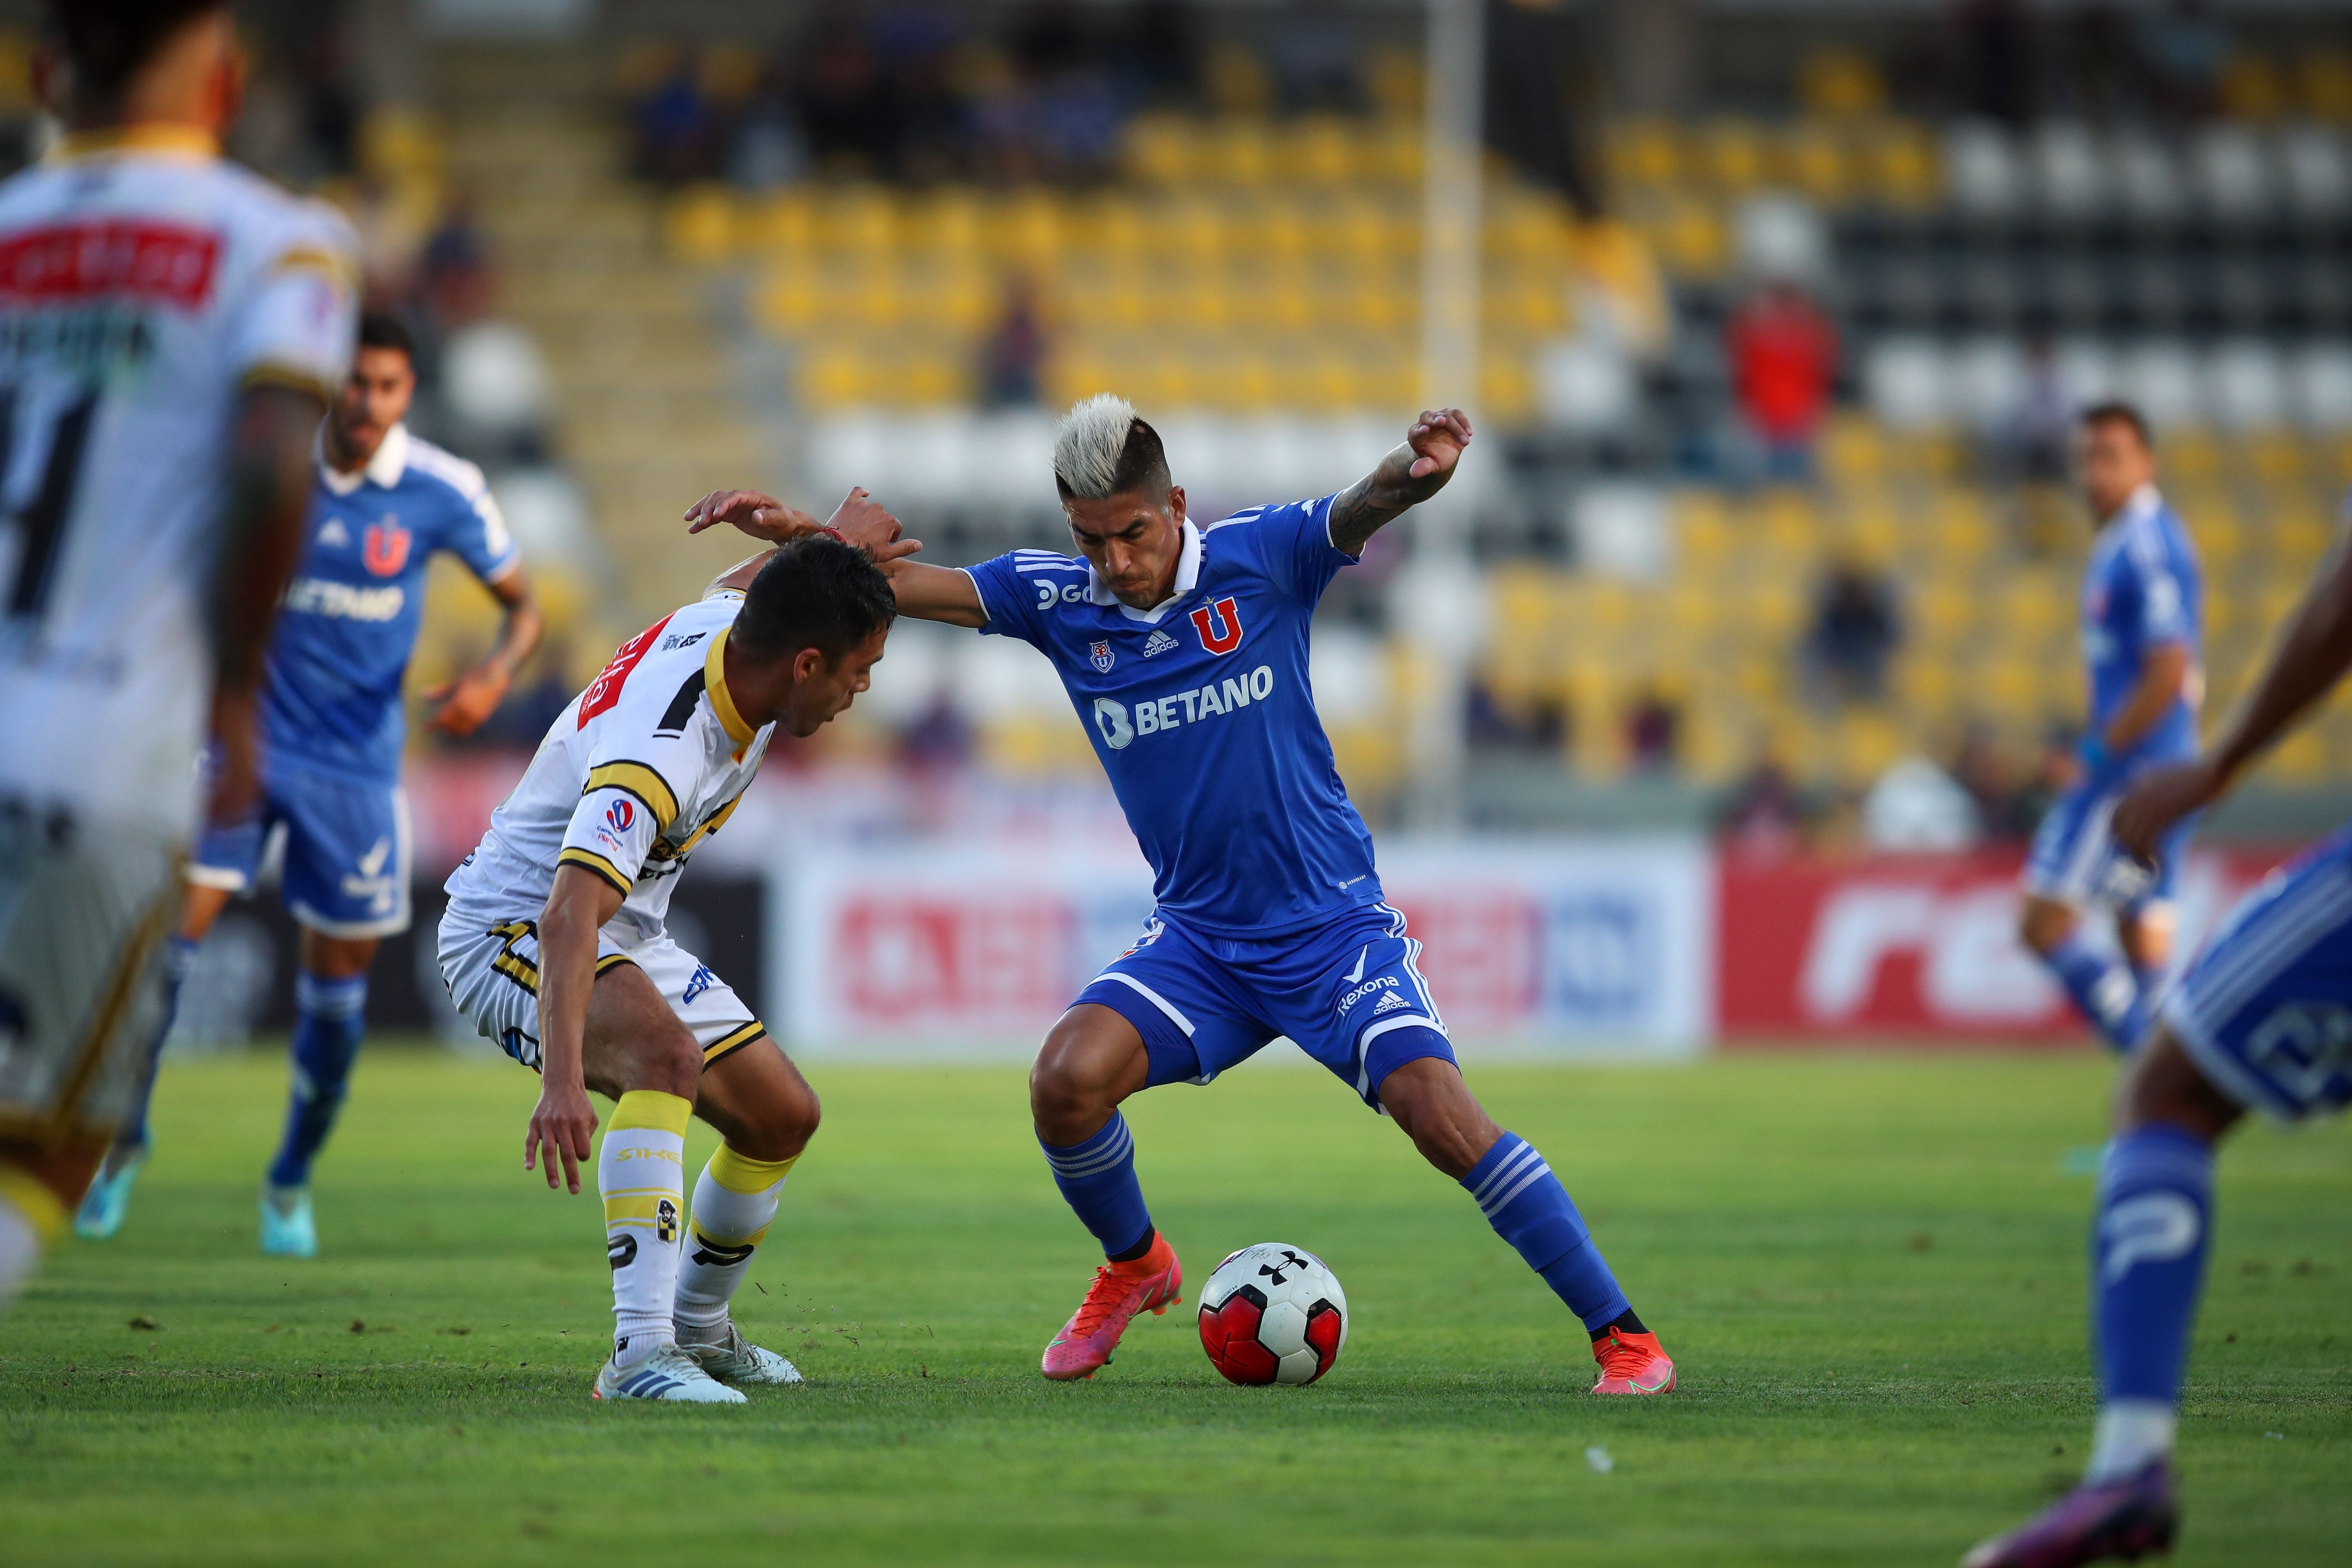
[1328,443,1451,555]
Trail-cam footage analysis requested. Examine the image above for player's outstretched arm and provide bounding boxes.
[208,383,329,822]
[426,565,544,736]
[528,864,625,1195]
[2116,516,2352,857]
[684,486,920,596]
[1327,407,1474,556]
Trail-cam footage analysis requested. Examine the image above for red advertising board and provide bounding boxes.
[1716,848,2292,1044]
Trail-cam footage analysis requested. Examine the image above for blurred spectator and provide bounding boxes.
[1033,66,1123,183]
[421,192,494,333]
[1466,680,1569,760]
[801,12,895,177]
[1114,1,1201,107]
[1994,336,2074,486]
[1956,0,2035,126]
[1951,723,2031,841]
[1863,755,1980,851]
[2138,0,2229,120]
[1271,1,1363,114]
[1803,562,1902,704]
[877,8,969,184]
[730,58,810,191]
[900,690,976,773]
[977,276,1049,408]
[1623,688,1680,773]
[634,46,724,185]
[1726,282,1837,481]
[1720,745,1807,860]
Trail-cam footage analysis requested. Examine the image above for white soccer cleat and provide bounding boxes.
[592,1342,748,1404]
[679,1319,803,1387]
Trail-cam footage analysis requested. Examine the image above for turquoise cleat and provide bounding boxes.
[73,1147,148,1241]
[259,1186,318,1258]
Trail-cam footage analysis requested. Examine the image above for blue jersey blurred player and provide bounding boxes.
[685,397,1674,1395]
[2020,402,2204,1051]
[1965,503,2352,1566]
[76,313,543,1254]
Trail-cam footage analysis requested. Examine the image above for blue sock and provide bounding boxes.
[117,935,200,1153]
[1463,1131,1631,1333]
[1040,1112,1153,1259]
[2042,932,2145,1052]
[2094,1125,2214,1408]
[266,972,367,1189]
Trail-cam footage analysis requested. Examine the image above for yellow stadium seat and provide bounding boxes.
[1894,656,1956,715]
[2302,50,2352,121]
[1277,116,1359,183]
[1929,491,1994,565]
[1756,488,1820,558]
[1371,122,1423,184]
[746,190,815,255]
[1700,120,1768,192]
[1797,49,1889,119]
[664,186,736,264]
[1834,711,1906,783]
[1121,114,1197,183]
[2164,429,2223,483]
[1479,358,1534,425]
[1868,122,1942,208]
[1820,417,1885,483]
[2246,431,2309,484]
[1778,124,1851,204]
[799,348,873,408]
[817,186,897,256]
[1909,581,1974,649]
[1207,119,1273,185]
[1606,118,1683,193]
[1655,193,1730,279]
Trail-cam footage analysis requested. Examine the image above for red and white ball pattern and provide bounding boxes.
[1196,1242,1347,1386]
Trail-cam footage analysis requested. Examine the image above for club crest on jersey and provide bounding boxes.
[362,518,412,577]
[1089,639,1114,673]
[1191,596,1244,655]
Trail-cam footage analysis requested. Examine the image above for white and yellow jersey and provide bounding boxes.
[445,594,774,943]
[0,128,360,834]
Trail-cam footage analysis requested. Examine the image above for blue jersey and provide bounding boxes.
[966,497,1380,938]
[2082,486,2202,766]
[262,425,518,782]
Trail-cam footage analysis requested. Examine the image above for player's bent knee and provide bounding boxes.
[1030,1006,1138,1125]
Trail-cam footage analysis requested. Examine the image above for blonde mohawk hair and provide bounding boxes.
[1052,393,1169,501]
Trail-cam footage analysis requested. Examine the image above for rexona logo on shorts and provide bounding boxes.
[1092,664,1274,750]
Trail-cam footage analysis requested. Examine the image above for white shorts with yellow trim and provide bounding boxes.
[0,804,179,1147]
[435,909,767,1075]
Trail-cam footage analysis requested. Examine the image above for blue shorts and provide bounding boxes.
[2163,829,2352,1121]
[2023,774,2193,911]
[189,764,412,939]
[1076,902,1455,1111]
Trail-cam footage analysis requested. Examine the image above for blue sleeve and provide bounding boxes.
[1222,493,1352,604]
[442,482,519,585]
[2130,540,2190,648]
[965,554,1060,648]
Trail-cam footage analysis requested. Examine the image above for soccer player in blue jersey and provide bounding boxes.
[1963,505,2352,1567]
[684,396,1674,1393]
[2018,403,2204,1052]
[76,312,543,1255]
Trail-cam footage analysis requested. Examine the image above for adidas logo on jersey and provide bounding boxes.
[1370,990,1412,1016]
[1142,629,1179,658]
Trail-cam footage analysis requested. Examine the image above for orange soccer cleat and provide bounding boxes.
[1040,1232,1183,1381]
[1590,1327,1677,1394]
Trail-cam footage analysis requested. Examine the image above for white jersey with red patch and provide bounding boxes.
[443,594,773,942]
[0,129,360,834]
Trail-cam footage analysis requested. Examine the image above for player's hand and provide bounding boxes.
[422,667,511,736]
[525,1079,598,1194]
[203,689,264,828]
[683,488,817,542]
[2114,758,2228,862]
[823,487,921,563]
[1404,408,1473,480]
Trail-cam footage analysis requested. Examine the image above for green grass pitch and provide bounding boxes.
[3,1046,2345,1566]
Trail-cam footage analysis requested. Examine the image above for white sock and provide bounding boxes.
[2086,1399,2177,1482]
[0,1164,64,1312]
[676,1144,796,1337]
[599,1090,691,1369]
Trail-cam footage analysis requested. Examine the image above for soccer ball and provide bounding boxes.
[1196,1242,1347,1386]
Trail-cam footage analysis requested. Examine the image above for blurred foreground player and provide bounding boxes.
[1964,507,2352,1566]
[686,399,1674,1394]
[2018,403,2204,1052]
[76,312,542,1254]
[439,513,906,1402]
[0,0,358,1309]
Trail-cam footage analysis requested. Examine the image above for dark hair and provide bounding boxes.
[47,0,223,107]
[1056,415,1171,503]
[2081,400,2152,449]
[733,536,896,665]
[357,311,416,363]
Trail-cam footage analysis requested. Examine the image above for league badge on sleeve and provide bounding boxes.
[1089,639,1115,673]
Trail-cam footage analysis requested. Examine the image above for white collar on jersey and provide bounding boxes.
[1085,519,1201,624]
[317,423,410,497]
[2102,482,2163,534]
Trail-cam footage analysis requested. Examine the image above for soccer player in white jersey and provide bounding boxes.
[684,398,1676,1396]
[439,514,906,1403]
[0,0,358,1311]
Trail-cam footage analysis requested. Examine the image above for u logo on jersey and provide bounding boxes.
[1089,639,1114,673]
[1191,596,1243,655]
[362,519,412,577]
